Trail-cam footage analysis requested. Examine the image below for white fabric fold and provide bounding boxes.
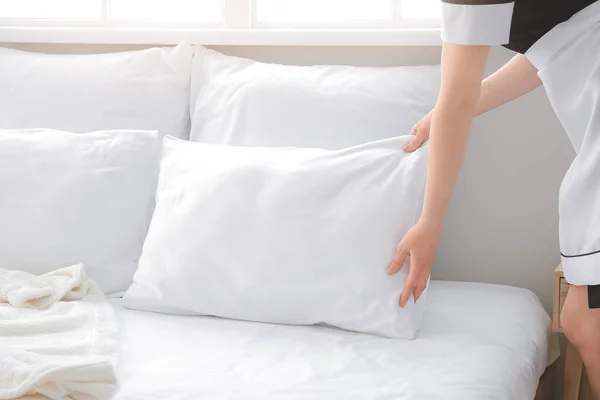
[0,264,101,309]
[0,266,119,400]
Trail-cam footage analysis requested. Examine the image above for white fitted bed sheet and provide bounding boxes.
[110,281,558,400]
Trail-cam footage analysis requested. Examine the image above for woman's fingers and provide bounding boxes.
[400,279,417,308]
[400,254,427,308]
[400,277,428,307]
[387,247,409,275]
[403,131,428,152]
[405,112,432,152]
[390,247,427,307]
[391,221,437,308]
[410,121,420,135]
[413,282,427,302]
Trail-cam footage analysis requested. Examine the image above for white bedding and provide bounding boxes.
[111,281,558,400]
[0,265,118,400]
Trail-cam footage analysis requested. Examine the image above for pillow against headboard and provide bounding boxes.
[0,129,160,294]
[190,46,440,149]
[0,43,192,139]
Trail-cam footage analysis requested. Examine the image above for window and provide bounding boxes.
[0,0,440,25]
[256,0,441,27]
[0,0,101,19]
[257,0,394,24]
[111,0,222,23]
[0,0,222,24]
[0,0,442,45]
[401,0,442,19]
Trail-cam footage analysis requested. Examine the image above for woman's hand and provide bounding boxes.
[404,111,432,153]
[387,220,441,308]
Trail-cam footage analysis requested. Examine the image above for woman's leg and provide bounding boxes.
[561,285,600,396]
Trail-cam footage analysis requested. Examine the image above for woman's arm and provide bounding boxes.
[420,43,490,230]
[477,53,542,115]
[387,43,490,307]
[404,53,542,152]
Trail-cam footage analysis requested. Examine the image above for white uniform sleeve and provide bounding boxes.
[441,0,515,45]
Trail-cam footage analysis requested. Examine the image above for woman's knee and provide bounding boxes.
[561,285,600,355]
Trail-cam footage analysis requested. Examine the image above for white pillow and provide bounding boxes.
[0,43,192,139]
[190,46,440,149]
[124,135,429,339]
[0,129,160,294]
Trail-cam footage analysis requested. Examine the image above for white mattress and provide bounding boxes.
[110,281,558,400]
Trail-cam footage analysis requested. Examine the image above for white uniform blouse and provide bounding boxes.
[441,0,597,52]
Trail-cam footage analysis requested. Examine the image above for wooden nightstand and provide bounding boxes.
[554,264,595,400]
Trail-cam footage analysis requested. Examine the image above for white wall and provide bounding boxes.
[8,43,575,311]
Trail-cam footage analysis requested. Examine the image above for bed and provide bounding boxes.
[110,280,558,400]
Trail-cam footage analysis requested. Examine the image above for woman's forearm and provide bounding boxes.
[419,44,490,229]
[420,106,477,228]
[476,54,542,116]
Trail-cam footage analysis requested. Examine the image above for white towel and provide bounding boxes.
[0,264,100,309]
[0,266,118,400]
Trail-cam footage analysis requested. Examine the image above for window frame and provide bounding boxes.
[0,0,443,46]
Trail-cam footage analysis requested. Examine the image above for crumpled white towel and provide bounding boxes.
[0,265,118,400]
[0,264,101,309]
